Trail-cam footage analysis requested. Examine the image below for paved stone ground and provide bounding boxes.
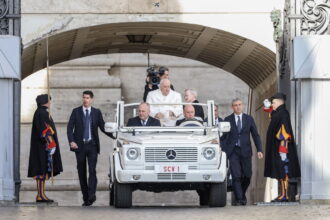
[2,191,330,220]
[20,191,201,207]
[7,190,330,220]
[0,204,330,220]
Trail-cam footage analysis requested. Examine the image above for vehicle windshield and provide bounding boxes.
[119,101,216,129]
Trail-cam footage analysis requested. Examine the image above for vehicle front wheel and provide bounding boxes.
[113,180,132,208]
[209,181,227,207]
[197,189,209,206]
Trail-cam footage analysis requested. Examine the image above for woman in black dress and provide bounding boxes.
[184,88,204,120]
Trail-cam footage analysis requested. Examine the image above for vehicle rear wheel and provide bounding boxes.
[109,157,114,206]
[114,180,132,208]
[209,181,227,207]
[197,189,209,206]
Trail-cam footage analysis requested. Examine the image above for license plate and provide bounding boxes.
[156,165,188,173]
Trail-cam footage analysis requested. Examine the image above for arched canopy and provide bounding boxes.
[22,22,275,88]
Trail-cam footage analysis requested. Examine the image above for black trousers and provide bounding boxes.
[75,142,98,202]
[229,147,252,201]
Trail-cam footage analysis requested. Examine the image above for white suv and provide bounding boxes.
[105,101,230,208]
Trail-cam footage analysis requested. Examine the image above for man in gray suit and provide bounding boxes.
[223,98,263,206]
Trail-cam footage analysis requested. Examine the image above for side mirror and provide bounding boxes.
[105,122,118,133]
[218,121,231,133]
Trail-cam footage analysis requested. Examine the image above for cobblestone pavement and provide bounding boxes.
[0,204,329,220]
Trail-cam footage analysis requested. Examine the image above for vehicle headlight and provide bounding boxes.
[126,148,139,160]
[203,147,215,160]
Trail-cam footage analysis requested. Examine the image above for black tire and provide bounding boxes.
[109,160,114,206]
[114,180,132,208]
[209,181,227,207]
[109,187,114,206]
[197,189,210,206]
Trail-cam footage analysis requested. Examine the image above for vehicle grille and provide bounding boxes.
[145,166,155,170]
[157,173,186,180]
[145,147,198,163]
[188,165,198,170]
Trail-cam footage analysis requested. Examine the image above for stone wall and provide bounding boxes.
[21,0,284,51]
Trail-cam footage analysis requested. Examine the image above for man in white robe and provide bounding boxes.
[146,79,183,126]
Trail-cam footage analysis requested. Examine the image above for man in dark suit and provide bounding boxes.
[204,104,223,125]
[67,90,114,206]
[223,98,263,206]
[176,104,203,126]
[127,102,161,126]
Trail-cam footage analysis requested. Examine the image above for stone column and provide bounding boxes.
[293,36,330,202]
[0,36,20,203]
[0,80,15,202]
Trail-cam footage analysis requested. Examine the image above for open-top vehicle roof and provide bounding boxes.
[105,100,231,135]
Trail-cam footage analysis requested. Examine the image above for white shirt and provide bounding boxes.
[234,113,243,128]
[141,117,149,126]
[146,89,183,126]
[82,106,92,141]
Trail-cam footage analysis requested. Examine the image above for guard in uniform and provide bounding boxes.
[264,93,301,202]
[28,94,63,202]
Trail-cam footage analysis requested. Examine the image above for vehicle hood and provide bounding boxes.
[118,132,219,144]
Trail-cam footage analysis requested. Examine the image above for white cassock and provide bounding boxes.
[146,89,183,126]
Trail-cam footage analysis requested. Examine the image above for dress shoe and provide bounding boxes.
[271,198,288,203]
[36,199,54,203]
[89,195,96,205]
[82,201,92,206]
[242,195,247,205]
[231,200,241,206]
[240,199,247,206]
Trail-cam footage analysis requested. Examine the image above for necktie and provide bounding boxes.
[83,109,90,141]
[142,120,146,126]
[236,116,241,147]
[237,116,242,132]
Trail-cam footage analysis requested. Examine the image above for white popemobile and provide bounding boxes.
[105,100,230,208]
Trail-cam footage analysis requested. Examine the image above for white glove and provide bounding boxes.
[50,147,56,155]
[263,99,271,108]
[279,152,287,161]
